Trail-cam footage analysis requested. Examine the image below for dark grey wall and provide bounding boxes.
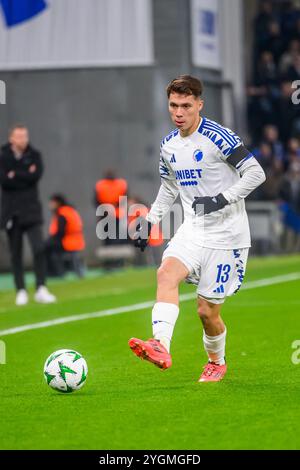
[0,0,222,267]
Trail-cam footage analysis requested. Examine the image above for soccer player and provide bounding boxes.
[128,75,266,382]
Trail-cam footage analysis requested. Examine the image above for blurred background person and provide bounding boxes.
[279,159,300,251]
[262,124,286,166]
[0,125,56,305]
[95,169,128,246]
[279,39,300,74]
[46,194,85,278]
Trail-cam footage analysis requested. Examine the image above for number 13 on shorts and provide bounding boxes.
[196,248,249,303]
[216,264,231,284]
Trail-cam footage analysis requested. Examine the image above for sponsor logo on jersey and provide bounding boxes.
[175,168,202,186]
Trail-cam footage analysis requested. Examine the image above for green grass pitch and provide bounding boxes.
[0,255,300,450]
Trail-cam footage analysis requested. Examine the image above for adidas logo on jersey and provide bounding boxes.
[213,285,225,294]
[170,154,176,163]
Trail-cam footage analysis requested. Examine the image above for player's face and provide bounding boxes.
[168,92,204,136]
[9,128,29,152]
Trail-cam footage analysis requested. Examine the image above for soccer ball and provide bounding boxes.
[44,349,88,393]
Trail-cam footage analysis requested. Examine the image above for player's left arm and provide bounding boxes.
[222,145,266,204]
[192,145,266,216]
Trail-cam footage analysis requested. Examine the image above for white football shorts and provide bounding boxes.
[162,223,249,304]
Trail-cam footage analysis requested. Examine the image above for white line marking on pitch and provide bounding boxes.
[0,272,299,337]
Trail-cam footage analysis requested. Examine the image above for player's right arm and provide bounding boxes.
[133,150,179,251]
[146,151,179,225]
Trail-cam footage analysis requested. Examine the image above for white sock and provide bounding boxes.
[152,302,179,353]
[203,328,227,365]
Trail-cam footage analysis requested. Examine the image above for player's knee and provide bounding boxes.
[197,298,218,324]
[197,307,210,325]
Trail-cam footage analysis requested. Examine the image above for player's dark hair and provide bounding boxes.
[166,75,203,98]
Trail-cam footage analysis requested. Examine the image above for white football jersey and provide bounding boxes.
[152,117,252,249]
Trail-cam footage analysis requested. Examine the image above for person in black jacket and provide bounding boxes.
[0,125,56,305]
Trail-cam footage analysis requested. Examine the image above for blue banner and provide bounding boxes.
[0,0,47,27]
[0,0,154,70]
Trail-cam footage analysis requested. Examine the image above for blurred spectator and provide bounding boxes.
[281,0,300,37]
[279,39,300,77]
[280,159,300,212]
[95,169,128,246]
[279,39,300,74]
[284,53,300,81]
[254,142,274,172]
[279,159,300,250]
[46,194,85,278]
[262,124,285,164]
[247,83,271,142]
[250,124,287,200]
[260,21,285,65]
[248,1,300,145]
[254,1,277,52]
[276,81,300,142]
[256,51,278,87]
[247,51,281,141]
[0,125,56,306]
[248,0,300,251]
[291,17,300,41]
[287,137,300,166]
[252,141,284,200]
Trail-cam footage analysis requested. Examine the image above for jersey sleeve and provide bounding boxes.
[146,178,179,224]
[159,152,175,181]
[222,158,266,204]
[146,147,179,224]
[214,125,257,173]
[210,122,266,202]
[216,126,243,162]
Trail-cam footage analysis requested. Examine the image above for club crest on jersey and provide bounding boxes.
[193,149,203,162]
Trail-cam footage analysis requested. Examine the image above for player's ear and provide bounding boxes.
[198,99,204,113]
